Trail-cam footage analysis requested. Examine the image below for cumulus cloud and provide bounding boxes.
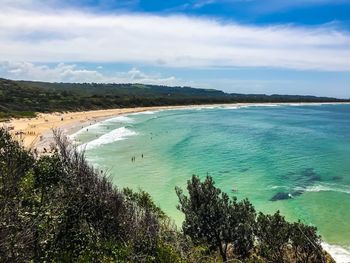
[0,61,177,85]
[0,9,349,71]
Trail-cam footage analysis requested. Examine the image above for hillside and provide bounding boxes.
[0,78,348,120]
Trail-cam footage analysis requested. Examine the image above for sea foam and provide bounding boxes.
[78,127,137,151]
[130,110,156,115]
[302,184,350,195]
[219,104,280,111]
[70,122,103,139]
[70,116,134,139]
[104,115,134,123]
[322,242,350,263]
[221,105,241,110]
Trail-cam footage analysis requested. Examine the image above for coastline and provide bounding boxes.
[1,102,350,153]
[0,105,199,151]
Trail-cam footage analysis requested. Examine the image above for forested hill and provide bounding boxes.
[0,78,348,119]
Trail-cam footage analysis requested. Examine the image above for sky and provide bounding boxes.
[0,0,350,98]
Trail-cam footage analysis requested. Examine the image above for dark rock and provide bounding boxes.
[301,168,321,182]
[291,190,304,197]
[309,175,321,182]
[270,192,292,201]
[302,168,316,177]
[282,171,297,179]
[332,176,343,181]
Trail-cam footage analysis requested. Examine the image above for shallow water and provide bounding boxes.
[73,104,350,261]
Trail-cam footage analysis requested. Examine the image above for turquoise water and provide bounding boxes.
[73,104,350,260]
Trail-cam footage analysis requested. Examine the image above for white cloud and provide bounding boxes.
[0,61,177,85]
[0,9,349,71]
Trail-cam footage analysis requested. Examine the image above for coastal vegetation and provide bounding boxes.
[0,128,335,262]
[1,78,348,121]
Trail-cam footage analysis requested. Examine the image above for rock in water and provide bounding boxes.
[270,192,292,201]
[332,176,343,181]
[291,190,304,197]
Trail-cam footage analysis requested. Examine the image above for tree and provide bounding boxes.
[0,128,35,262]
[256,212,329,263]
[255,211,290,263]
[226,198,256,259]
[176,175,256,261]
[289,221,326,263]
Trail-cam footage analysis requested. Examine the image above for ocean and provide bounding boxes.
[72,103,350,262]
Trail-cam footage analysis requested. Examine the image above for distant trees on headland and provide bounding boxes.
[1,78,347,121]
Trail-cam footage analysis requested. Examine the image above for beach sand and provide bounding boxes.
[0,106,170,151]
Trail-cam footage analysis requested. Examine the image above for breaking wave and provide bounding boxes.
[322,242,350,263]
[302,184,350,195]
[70,122,103,139]
[130,110,156,115]
[78,127,137,151]
[70,116,134,139]
[104,116,134,123]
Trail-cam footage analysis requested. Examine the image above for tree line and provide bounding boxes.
[1,78,348,120]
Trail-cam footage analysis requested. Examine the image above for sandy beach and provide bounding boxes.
[0,104,228,152]
[0,106,178,151]
[1,102,348,153]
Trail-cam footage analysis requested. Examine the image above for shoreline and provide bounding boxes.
[1,104,227,151]
[0,105,192,152]
[1,102,350,153]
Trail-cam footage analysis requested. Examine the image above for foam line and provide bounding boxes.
[78,127,137,151]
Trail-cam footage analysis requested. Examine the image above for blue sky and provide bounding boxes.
[48,0,350,24]
[0,0,350,98]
